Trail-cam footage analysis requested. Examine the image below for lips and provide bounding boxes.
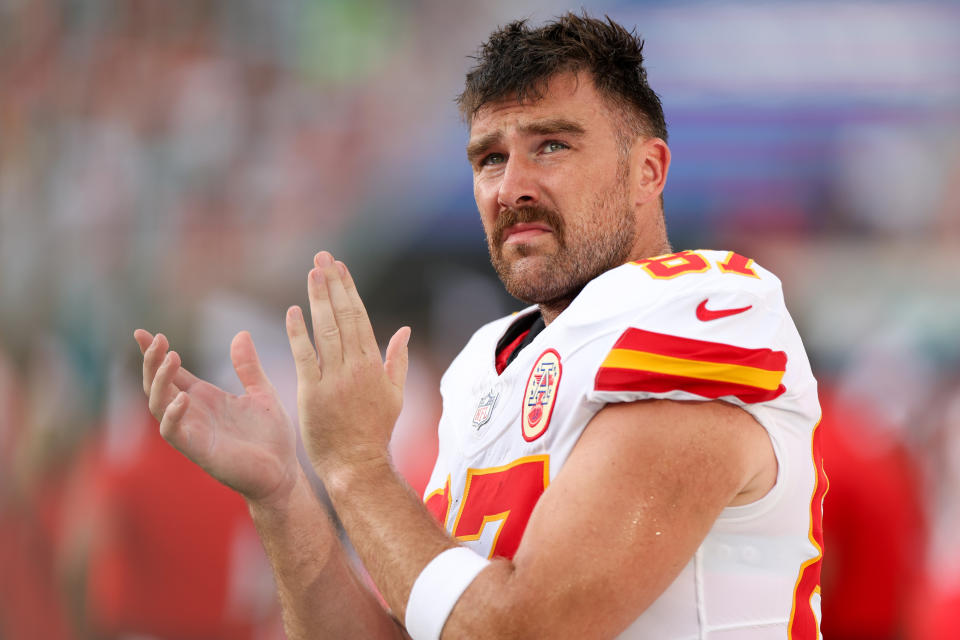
[502,222,553,244]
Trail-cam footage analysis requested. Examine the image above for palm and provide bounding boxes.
[176,378,297,501]
[136,328,300,504]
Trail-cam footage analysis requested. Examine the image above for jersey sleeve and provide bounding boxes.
[584,251,796,409]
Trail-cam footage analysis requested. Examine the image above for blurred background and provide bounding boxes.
[1,0,958,638]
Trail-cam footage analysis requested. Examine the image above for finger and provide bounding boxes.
[308,265,343,367]
[384,326,411,390]
[136,330,201,391]
[171,362,201,389]
[321,258,363,356]
[286,306,321,386]
[149,351,183,420]
[158,391,191,450]
[142,333,169,396]
[134,329,154,353]
[337,260,378,349]
[231,331,275,395]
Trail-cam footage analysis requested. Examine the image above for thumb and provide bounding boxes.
[231,331,274,394]
[384,326,411,390]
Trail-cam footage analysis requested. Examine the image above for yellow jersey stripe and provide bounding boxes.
[600,348,785,391]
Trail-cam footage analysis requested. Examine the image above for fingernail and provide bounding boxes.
[317,252,333,267]
[336,261,347,277]
[311,268,323,282]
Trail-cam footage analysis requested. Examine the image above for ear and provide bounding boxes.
[630,137,671,206]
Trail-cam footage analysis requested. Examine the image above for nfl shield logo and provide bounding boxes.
[472,390,499,429]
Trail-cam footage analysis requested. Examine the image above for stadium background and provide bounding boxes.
[1,0,958,638]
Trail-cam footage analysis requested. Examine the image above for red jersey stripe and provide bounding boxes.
[612,328,787,372]
[595,366,787,404]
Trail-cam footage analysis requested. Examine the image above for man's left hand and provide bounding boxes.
[285,251,410,478]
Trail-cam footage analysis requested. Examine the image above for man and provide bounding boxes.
[135,13,824,639]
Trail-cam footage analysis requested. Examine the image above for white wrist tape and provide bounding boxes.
[405,546,491,640]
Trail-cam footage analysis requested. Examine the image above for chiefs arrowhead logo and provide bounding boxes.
[522,349,562,442]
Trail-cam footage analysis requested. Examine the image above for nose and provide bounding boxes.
[497,155,540,209]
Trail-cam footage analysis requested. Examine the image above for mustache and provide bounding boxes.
[494,205,566,246]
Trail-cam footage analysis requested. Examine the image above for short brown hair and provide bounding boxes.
[457,12,667,143]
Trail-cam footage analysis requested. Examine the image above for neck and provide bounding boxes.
[537,289,582,325]
[627,215,672,262]
[538,301,568,326]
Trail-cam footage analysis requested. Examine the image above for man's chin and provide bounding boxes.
[499,252,554,282]
[496,256,580,304]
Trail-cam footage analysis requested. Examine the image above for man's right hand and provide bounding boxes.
[134,329,300,508]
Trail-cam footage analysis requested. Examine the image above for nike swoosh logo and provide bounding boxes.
[696,299,753,321]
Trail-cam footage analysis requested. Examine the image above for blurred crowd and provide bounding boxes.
[0,1,958,638]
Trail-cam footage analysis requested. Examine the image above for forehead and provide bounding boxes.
[468,72,615,139]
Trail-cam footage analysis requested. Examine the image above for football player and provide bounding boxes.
[136,13,823,639]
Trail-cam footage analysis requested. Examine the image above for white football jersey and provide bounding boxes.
[422,250,824,639]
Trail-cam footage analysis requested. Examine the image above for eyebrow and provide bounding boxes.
[465,118,586,164]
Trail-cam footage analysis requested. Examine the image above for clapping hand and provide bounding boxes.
[133,328,300,507]
[284,251,410,478]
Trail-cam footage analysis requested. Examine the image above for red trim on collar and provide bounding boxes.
[495,328,531,375]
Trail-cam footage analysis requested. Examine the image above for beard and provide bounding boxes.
[487,185,637,307]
